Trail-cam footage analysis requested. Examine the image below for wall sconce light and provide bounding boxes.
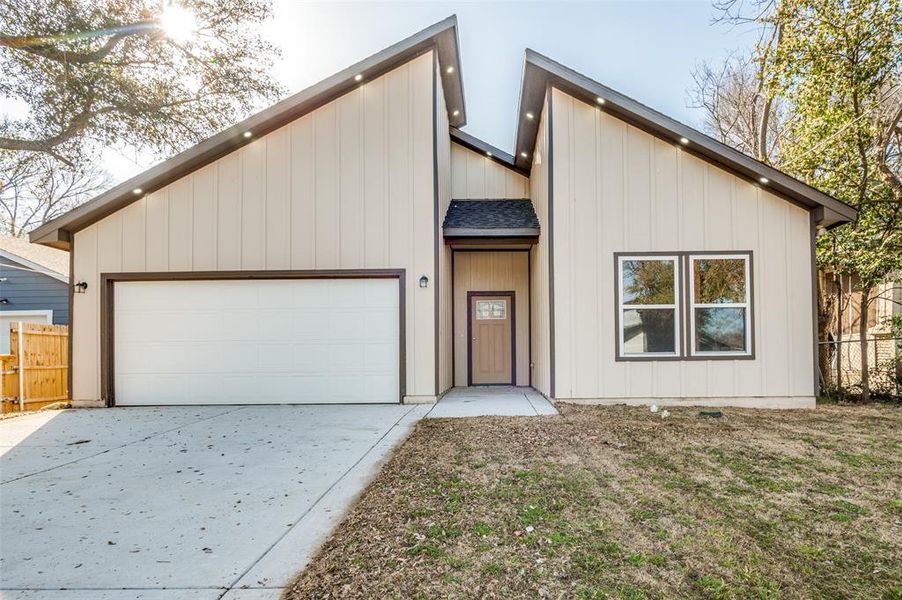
[419,275,429,288]
[74,281,89,294]
[0,298,8,304]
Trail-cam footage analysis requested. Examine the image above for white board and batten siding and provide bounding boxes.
[550,88,814,407]
[73,52,437,403]
[435,62,455,395]
[451,144,529,199]
[529,97,552,397]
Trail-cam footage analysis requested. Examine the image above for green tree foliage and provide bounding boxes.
[699,0,902,399]
[0,0,282,164]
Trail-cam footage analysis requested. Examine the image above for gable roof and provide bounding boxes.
[443,199,540,237]
[513,50,857,228]
[0,234,69,282]
[30,16,466,250]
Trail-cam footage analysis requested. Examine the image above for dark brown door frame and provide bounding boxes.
[466,290,516,386]
[99,269,406,407]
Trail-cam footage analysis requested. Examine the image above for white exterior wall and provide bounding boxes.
[451,143,529,199]
[549,88,815,407]
[529,97,552,396]
[72,52,437,402]
[436,60,454,395]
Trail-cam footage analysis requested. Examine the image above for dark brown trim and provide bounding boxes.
[450,250,456,386]
[445,237,538,248]
[513,50,856,227]
[810,211,821,396]
[32,17,466,249]
[99,269,406,406]
[466,290,516,386]
[449,128,530,177]
[432,51,441,397]
[613,251,756,362]
[527,248,533,388]
[66,235,74,399]
[547,86,556,398]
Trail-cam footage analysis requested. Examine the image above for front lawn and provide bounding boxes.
[286,404,901,599]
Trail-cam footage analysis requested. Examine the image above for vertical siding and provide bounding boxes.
[453,251,530,387]
[72,52,437,401]
[436,61,454,394]
[450,144,529,199]
[550,87,814,403]
[529,97,551,396]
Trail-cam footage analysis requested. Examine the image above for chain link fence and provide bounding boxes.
[818,336,901,399]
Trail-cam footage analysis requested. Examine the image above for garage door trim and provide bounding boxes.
[99,269,406,406]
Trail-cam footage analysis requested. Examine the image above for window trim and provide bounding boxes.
[615,254,682,360]
[614,251,755,362]
[687,253,754,358]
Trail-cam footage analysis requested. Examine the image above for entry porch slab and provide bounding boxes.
[428,386,557,418]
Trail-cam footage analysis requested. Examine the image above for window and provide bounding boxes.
[476,299,507,320]
[617,256,680,357]
[615,252,753,360]
[689,254,751,356]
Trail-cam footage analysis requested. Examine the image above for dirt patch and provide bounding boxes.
[286,403,901,599]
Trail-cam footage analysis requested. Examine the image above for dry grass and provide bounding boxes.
[286,403,901,599]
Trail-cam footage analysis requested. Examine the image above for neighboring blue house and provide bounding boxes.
[0,235,69,354]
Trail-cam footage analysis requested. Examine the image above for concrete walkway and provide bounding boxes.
[0,404,429,599]
[427,386,557,418]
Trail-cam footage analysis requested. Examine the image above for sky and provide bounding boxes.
[104,0,757,183]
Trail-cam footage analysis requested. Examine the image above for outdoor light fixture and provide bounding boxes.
[446,66,455,74]
[679,137,689,145]
[243,131,252,138]
[354,74,363,82]
[452,110,460,116]
[525,112,534,120]
[419,275,429,288]
[520,152,528,158]
[486,151,492,157]
[74,281,88,294]
[132,188,143,195]
[759,177,769,184]
[0,299,8,305]
[596,96,605,105]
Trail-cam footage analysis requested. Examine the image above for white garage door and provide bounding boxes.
[113,278,400,405]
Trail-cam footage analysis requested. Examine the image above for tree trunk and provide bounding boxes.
[816,271,835,391]
[859,284,871,402]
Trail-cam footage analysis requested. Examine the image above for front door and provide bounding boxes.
[468,292,514,385]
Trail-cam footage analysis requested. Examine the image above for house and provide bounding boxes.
[29,17,857,409]
[0,235,70,354]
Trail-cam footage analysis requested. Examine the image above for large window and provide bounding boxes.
[615,252,753,360]
[617,255,680,357]
[689,255,752,356]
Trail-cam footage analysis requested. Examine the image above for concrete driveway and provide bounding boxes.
[0,404,427,599]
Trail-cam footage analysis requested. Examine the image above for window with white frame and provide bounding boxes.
[688,254,752,356]
[617,255,680,357]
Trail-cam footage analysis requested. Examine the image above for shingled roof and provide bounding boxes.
[442,199,540,237]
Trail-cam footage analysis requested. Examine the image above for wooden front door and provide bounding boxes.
[468,292,515,385]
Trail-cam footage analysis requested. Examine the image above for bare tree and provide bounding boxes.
[689,53,787,163]
[0,151,108,236]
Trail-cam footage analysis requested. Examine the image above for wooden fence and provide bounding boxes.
[1,323,69,413]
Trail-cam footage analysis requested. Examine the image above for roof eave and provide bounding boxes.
[443,227,540,237]
[450,128,529,177]
[31,16,466,249]
[514,49,858,226]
